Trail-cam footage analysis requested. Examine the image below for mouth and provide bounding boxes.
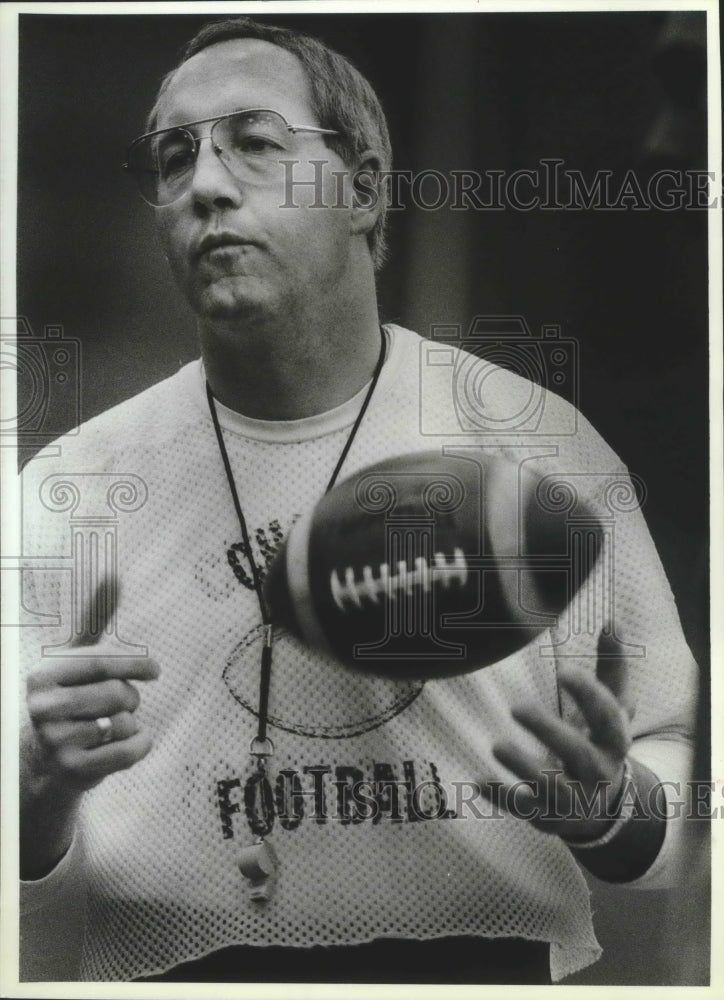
[195,233,256,259]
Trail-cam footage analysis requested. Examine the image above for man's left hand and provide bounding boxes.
[483,630,635,842]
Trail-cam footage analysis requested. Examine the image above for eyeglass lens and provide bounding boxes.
[130,110,298,206]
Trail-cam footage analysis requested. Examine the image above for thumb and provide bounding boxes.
[596,623,636,721]
[71,575,120,648]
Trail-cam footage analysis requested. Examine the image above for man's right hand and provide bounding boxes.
[25,651,160,791]
[21,577,160,878]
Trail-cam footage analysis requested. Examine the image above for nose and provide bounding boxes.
[189,136,243,213]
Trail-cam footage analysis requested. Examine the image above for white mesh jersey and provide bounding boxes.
[19,325,697,982]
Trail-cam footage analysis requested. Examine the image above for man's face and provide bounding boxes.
[153,39,355,323]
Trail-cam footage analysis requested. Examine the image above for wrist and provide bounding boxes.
[560,759,634,849]
[564,756,667,883]
[20,734,85,881]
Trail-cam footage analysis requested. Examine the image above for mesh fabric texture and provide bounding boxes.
[19,326,697,981]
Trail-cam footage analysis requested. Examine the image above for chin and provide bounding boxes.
[191,278,276,322]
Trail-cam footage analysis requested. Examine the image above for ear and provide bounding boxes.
[349,151,387,239]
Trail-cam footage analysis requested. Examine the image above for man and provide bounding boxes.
[19,16,697,984]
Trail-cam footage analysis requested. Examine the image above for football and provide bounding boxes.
[263,450,603,679]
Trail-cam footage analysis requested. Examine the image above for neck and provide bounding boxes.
[200,288,383,421]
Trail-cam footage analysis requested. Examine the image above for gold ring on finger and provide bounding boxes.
[95,715,114,745]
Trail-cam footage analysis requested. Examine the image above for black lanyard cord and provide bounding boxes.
[206,325,388,753]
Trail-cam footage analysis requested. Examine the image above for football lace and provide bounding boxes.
[330,549,468,610]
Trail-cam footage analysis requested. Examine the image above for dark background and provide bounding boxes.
[16,10,709,985]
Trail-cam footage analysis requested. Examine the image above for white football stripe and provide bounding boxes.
[330,549,468,611]
[285,508,336,656]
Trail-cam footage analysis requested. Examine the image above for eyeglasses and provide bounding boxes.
[124,107,340,207]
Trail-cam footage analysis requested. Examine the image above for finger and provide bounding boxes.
[38,711,140,750]
[596,626,635,720]
[27,656,160,690]
[492,737,574,814]
[491,740,563,802]
[510,704,616,783]
[482,762,576,833]
[28,678,141,722]
[70,576,120,648]
[57,729,154,784]
[557,666,632,757]
[478,774,542,823]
